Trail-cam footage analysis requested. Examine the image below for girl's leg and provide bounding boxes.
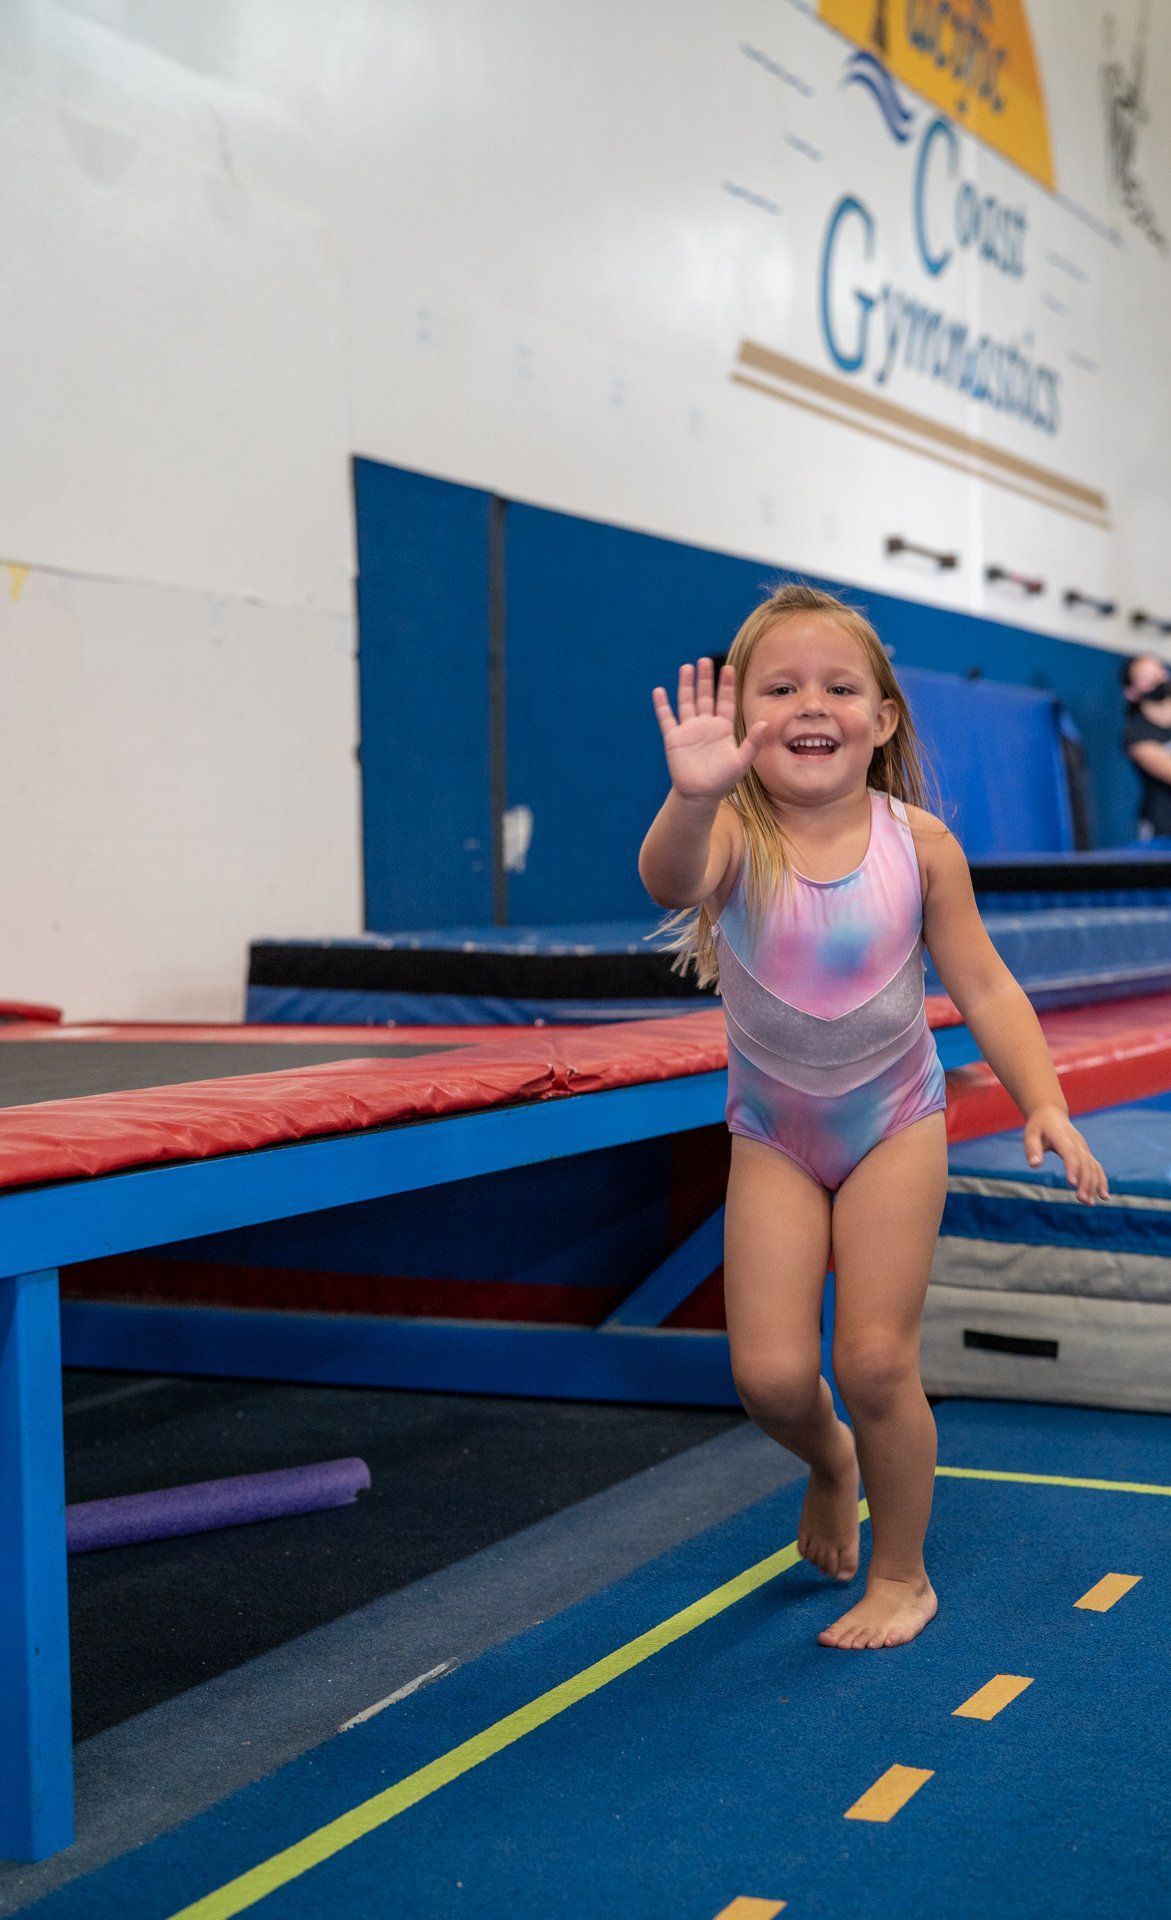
[818,1109,949,1649]
[724,1135,861,1581]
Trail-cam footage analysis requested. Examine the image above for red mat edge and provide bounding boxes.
[2,1005,1170,1196]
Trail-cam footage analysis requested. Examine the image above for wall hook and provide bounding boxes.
[1062,588,1117,617]
[885,535,959,570]
[986,564,1045,596]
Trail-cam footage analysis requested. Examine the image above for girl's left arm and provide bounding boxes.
[921,826,1109,1205]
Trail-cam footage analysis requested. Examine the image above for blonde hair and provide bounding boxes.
[650,582,945,991]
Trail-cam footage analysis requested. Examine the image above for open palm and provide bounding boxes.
[652,658,769,801]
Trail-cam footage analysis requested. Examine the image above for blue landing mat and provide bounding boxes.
[28,1399,1171,1919]
[944,1087,1171,1262]
[949,1085,1171,1195]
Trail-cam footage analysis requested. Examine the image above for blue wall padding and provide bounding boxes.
[354,459,496,929]
[923,906,1171,1002]
[503,504,1093,921]
[897,666,1073,856]
[355,461,1142,931]
[975,887,1171,913]
[502,504,776,924]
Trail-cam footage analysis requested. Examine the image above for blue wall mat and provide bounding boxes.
[356,461,1139,930]
[354,459,496,928]
[504,506,777,923]
[898,665,1074,855]
[504,503,1116,921]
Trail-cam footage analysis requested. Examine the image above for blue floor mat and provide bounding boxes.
[28,1398,1171,1920]
[949,1084,1171,1194]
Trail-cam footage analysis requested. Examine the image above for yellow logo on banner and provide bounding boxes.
[820,0,1055,190]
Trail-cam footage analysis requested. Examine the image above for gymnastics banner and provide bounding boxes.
[820,0,1056,188]
[722,0,1169,540]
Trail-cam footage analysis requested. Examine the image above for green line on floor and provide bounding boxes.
[170,1461,1170,1920]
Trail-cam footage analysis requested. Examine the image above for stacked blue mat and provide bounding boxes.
[923,1089,1171,1413]
[246,890,1171,1027]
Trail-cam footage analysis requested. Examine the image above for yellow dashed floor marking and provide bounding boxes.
[711,1900,787,1919]
[165,1463,1161,1917]
[844,1764,934,1822]
[1075,1572,1142,1611]
[954,1674,1033,1720]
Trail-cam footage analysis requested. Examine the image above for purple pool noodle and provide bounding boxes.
[66,1457,371,1554]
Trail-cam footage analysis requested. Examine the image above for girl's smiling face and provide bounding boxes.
[740,614,898,802]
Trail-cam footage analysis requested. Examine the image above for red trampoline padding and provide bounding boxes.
[944,990,1171,1142]
[0,1001,63,1024]
[5,997,1171,1195]
[0,1015,730,1193]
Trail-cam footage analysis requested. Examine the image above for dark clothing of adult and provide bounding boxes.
[1123,703,1171,836]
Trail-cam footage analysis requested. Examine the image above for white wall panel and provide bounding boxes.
[1,0,1169,1015]
[0,565,360,1019]
[0,72,351,610]
[338,0,1171,639]
[4,0,1168,629]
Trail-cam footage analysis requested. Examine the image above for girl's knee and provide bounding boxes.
[832,1335,920,1418]
[732,1357,821,1429]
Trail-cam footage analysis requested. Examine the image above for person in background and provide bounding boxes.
[1122,653,1171,843]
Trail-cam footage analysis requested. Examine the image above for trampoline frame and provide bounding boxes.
[12,982,1171,1862]
[0,1069,730,1864]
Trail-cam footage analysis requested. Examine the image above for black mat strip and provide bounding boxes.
[0,1040,465,1108]
[248,941,714,1001]
[970,856,1171,891]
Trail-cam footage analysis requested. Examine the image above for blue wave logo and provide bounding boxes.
[841,49,916,143]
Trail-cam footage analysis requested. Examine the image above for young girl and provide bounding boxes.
[638,583,1109,1651]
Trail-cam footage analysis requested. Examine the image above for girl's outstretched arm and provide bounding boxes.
[921,826,1109,1206]
[638,659,768,907]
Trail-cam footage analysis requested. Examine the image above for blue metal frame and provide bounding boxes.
[601,1209,726,1329]
[0,1069,729,1862]
[0,1074,725,1275]
[0,1271,73,1861]
[62,1304,736,1405]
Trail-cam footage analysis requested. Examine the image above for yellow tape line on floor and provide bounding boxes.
[935,1466,1171,1496]
[168,1516,846,1920]
[170,1463,1170,1919]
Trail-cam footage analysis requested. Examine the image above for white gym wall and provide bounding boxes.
[1,0,1167,1015]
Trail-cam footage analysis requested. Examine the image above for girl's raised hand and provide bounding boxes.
[651,659,770,803]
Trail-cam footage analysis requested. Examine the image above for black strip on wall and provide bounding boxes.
[488,495,509,926]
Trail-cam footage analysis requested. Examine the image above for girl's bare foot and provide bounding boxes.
[798,1420,860,1582]
[818,1573,938,1649]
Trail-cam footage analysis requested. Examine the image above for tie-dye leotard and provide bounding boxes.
[712,788,947,1191]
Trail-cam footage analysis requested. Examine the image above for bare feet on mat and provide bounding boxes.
[818,1573,938,1649]
[797,1420,861,1584]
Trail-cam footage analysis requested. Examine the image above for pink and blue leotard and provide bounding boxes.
[712,788,947,1191]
